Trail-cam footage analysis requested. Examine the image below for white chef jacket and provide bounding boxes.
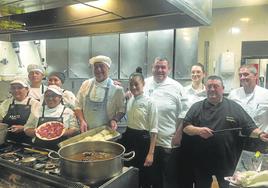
[62,90,77,110]
[179,84,207,119]
[28,84,47,101]
[0,96,41,121]
[24,103,78,130]
[144,76,183,148]
[127,94,158,133]
[228,85,268,132]
[75,78,125,119]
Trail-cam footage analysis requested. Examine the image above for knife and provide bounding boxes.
[213,127,242,133]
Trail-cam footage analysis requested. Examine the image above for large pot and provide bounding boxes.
[0,123,8,145]
[49,141,135,184]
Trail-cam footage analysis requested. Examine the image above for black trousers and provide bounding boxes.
[150,146,181,188]
[118,127,152,188]
[194,168,230,188]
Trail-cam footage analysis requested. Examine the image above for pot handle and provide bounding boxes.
[122,151,135,161]
[48,151,60,160]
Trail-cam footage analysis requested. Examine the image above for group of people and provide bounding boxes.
[0,55,268,188]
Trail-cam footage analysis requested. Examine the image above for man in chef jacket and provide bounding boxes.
[75,55,125,132]
[182,75,268,188]
[27,64,47,101]
[228,64,268,153]
[143,57,184,188]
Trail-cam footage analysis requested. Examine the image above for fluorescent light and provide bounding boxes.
[229,27,240,34]
[240,17,250,22]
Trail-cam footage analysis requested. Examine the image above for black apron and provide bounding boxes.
[3,98,32,144]
[34,105,66,151]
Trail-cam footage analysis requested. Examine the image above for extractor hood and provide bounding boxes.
[0,0,212,41]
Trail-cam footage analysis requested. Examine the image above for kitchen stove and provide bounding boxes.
[0,141,138,188]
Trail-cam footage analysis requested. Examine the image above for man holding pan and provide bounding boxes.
[180,75,268,188]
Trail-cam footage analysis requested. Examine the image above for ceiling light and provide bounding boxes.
[240,17,250,22]
[229,27,240,34]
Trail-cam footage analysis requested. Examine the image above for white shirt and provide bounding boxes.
[179,84,207,118]
[24,104,78,130]
[127,94,158,133]
[75,78,126,119]
[0,97,41,121]
[144,76,183,148]
[62,90,77,110]
[28,84,47,101]
[228,85,268,132]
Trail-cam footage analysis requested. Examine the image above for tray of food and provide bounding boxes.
[36,121,65,141]
[58,125,120,148]
[225,150,268,188]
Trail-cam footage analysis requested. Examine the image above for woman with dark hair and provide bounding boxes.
[120,70,158,188]
[47,71,77,110]
[173,63,207,188]
[179,63,207,119]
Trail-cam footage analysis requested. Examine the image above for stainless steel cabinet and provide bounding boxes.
[92,34,119,79]
[46,38,68,74]
[120,32,146,79]
[68,36,91,78]
[147,29,174,77]
[174,28,199,79]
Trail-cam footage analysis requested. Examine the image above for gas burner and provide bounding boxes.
[0,151,23,162]
[44,163,57,170]
[44,162,60,175]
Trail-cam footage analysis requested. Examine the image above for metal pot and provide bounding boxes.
[0,123,8,145]
[49,141,135,184]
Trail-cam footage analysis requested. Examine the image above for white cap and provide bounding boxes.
[89,55,112,68]
[10,79,29,88]
[27,64,45,74]
[46,85,63,96]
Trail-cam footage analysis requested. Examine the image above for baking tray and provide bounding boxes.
[58,125,120,148]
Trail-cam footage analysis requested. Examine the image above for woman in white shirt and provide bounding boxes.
[0,79,40,144]
[180,63,207,118]
[47,71,77,110]
[176,63,207,188]
[119,72,158,188]
[24,85,79,150]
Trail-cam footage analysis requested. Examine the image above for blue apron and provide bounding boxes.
[84,79,112,129]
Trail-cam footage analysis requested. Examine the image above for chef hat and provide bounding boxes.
[48,71,65,84]
[10,79,29,88]
[46,85,63,96]
[27,64,45,74]
[89,55,112,68]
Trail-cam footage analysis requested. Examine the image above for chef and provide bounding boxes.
[27,64,47,101]
[75,55,125,132]
[47,71,77,110]
[228,64,268,153]
[0,79,40,144]
[24,85,79,150]
[182,75,268,188]
[144,57,184,188]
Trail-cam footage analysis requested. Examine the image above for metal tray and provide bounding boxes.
[58,125,120,148]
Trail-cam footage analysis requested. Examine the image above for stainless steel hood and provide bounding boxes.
[0,0,212,41]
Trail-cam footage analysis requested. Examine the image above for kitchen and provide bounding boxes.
[1,0,268,187]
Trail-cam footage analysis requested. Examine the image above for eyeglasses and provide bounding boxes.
[45,93,61,98]
[10,85,25,91]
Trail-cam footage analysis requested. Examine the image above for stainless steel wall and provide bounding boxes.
[46,28,199,94]
[120,32,147,79]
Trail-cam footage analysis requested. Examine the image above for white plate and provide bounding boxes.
[36,121,65,141]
